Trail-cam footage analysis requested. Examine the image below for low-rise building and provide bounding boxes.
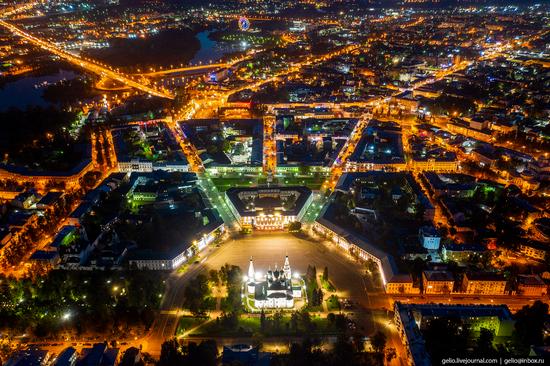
[117,159,188,173]
[222,344,271,366]
[517,274,547,297]
[419,226,441,251]
[78,343,119,366]
[411,158,459,172]
[118,348,141,366]
[0,158,93,191]
[35,191,64,210]
[446,121,493,143]
[314,202,419,295]
[53,347,78,366]
[346,121,406,172]
[421,172,476,199]
[0,226,14,247]
[4,349,51,366]
[394,302,514,366]
[29,250,61,267]
[422,270,454,294]
[10,190,41,209]
[519,241,547,261]
[462,272,507,295]
[392,91,420,113]
[441,243,486,263]
[127,213,224,270]
[385,274,416,294]
[112,123,189,173]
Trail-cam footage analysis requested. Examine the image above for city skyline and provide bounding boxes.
[0,1,548,366]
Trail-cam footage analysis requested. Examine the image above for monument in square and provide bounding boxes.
[244,256,304,309]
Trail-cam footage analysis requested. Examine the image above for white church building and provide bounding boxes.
[244,256,304,309]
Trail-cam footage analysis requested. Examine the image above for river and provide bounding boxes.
[0,69,78,111]
[190,30,248,65]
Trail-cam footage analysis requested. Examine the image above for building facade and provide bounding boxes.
[419,226,441,251]
[394,302,515,366]
[519,242,547,261]
[462,272,507,295]
[422,270,454,294]
[225,186,313,230]
[517,275,547,297]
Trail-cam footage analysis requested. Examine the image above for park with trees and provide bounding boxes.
[0,270,166,339]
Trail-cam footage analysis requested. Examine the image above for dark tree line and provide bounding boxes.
[304,265,324,307]
[423,301,550,361]
[271,334,387,366]
[0,270,165,338]
[0,106,85,171]
[183,274,211,316]
[158,339,217,366]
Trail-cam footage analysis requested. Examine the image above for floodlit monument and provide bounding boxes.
[244,256,304,309]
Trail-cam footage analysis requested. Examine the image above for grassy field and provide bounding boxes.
[210,176,260,192]
[191,315,260,336]
[176,316,209,335]
[273,175,327,190]
[190,314,341,337]
[210,174,328,191]
[303,304,324,312]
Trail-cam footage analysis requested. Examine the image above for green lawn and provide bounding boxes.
[326,295,340,312]
[311,317,332,331]
[176,316,209,335]
[321,278,336,292]
[303,304,324,312]
[273,175,327,190]
[190,314,342,337]
[210,176,260,192]
[209,174,328,191]
[191,315,260,336]
[238,316,262,331]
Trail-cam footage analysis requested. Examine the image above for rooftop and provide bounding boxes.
[465,271,506,282]
[225,186,312,217]
[348,120,405,164]
[397,302,513,321]
[517,274,546,287]
[423,270,454,282]
[36,191,64,207]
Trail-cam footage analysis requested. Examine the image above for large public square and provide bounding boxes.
[145,231,395,354]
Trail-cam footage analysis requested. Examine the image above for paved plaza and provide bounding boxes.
[148,231,395,354]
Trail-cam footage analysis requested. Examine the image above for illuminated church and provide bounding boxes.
[245,256,303,309]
